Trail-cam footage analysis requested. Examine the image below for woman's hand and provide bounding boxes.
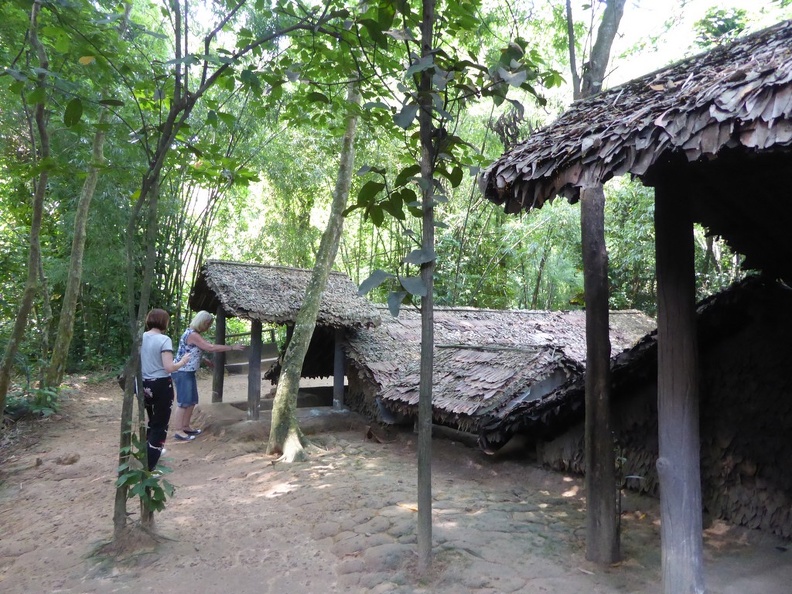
[233,343,245,351]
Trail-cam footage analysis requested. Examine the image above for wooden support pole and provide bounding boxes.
[580,183,620,564]
[655,184,705,594]
[248,319,262,421]
[333,328,345,409]
[212,307,226,403]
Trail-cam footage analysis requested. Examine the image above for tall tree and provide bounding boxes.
[112,0,346,541]
[267,84,361,462]
[0,0,50,420]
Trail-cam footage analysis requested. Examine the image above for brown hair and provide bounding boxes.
[145,308,170,331]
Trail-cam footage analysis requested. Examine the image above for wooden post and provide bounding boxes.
[580,183,620,564]
[248,320,262,421]
[333,327,345,408]
[655,183,705,594]
[212,307,226,403]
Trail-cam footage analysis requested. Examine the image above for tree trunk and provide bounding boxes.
[110,0,345,540]
[45,109,108,388]
[579,0,627,98]
[266,83,361,462]
[581,184,619,564]
[0,1,49,416]
[655,183,705,594]
[417,0,436,575]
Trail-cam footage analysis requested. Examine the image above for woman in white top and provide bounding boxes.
[140,309,190,470]
[172,310,244,441]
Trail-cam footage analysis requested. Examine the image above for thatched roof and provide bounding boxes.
[189,260,381,328]
[345,306,654,441]
[483,275,792,449]
[603,274,792,395]
[480,19,792,211]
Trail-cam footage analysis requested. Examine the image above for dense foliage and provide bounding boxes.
[0,0,783,387]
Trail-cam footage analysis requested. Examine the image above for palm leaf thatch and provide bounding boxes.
[345,306,654,448]
[480,19,792,281]
[189,260,380,329]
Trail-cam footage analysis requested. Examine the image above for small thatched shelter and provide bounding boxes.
[479,18,792,591]
[188,260,380,416]
[344,306,653,447]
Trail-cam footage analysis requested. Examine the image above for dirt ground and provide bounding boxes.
[1,373,792,594]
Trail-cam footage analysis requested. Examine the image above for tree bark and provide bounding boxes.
[655,184,705,594]
[111,0,346,540]
[417,0,436,575]
[565,0,581,98]
[0,0,49,417]
[266,83,361,462]
[45,109,108,388]
[580,0,627,98]
[581,184,619,563]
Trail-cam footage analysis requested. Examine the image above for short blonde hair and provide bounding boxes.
[189,310,213,331]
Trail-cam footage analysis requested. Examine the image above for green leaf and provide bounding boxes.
[387,291,408,316]
[359,269,394,295]
[393,103,419,129]
[357,165,386,176]
[98,98,125,107]
[359,18,388,47]
[217,112,236,127]
[400,275,427,297]
[342,203,362,217]
[394,165,421,187]
[363,101,390,111]
[63,98,83,127]
[403,247,436,265]
[358,180,386,204]
[498,67,528,87]
[382,194,406,220]
[406,55,435,77]
[27,87,46,104]
[368,204,385,226]
[306,91,330,104]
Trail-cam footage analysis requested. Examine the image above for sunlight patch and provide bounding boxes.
[264,481,297,498]
[562,486,579,498]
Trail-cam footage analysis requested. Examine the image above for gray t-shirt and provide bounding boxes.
[141,331,174,379]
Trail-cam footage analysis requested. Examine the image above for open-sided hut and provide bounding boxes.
[479,18,792,591]
[344,306,653,448]
[188,260,380,416]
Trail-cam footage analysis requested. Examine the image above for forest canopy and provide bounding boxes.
[0,0,788,386]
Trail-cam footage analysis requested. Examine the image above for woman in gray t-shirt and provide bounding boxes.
[140,309,190,471]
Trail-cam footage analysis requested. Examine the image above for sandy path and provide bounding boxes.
[1,375,791,593]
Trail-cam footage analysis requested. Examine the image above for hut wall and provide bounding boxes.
[538,309,792,538]
[345,366,380,420]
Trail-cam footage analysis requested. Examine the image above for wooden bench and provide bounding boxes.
[224,342,280,375]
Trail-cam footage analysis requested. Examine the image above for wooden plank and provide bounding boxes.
[212,307,226,403]
[247,320,262,421]
[655,182,705,594]
[333,328,345,408]
[580,183,620,564]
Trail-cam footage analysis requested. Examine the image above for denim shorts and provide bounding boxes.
[173,370,199,407]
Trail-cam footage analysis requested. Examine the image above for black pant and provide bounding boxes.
[142,376,174,470]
